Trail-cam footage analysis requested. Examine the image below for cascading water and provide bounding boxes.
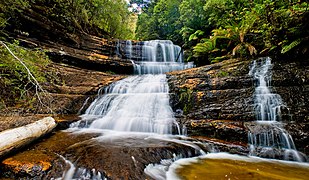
[74,40,194,134]
[63,40,200,179]
[84,75,176,134]
[134,40,193,75]
[125,40,132,59]
[248,57,305,161]
[249,57,284,121]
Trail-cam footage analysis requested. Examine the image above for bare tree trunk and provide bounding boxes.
[0,117,56,158]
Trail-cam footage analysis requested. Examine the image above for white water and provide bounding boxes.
[75,40,194,134]
[134,40,193,74]
[249,57,284,121]
[55,154,104,180]
[125,40,132,59]
[85,74,176,134]
[248,57,304,161]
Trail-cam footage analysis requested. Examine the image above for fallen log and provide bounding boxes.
[0,117,57,158]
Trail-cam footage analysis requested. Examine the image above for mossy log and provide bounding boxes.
[0,117,56,158]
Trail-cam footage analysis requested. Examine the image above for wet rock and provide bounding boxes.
[64,133,209,179]
[249,145,308,162]
[1,150,55,178]
[0,130,210,179]
[54,114,81,129]
[0,115,48,132]
[193,136,249,155]
[168,59,255,123]
[284,122,309,155]
[186,120,247,143]
[168,58,309,156]
[34,63,126,115]
[7,4,134,75]
[0,131,100,179]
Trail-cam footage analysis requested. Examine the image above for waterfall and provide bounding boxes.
[248,57,305,161]
[125,40,132,59]
[133,40,193,74]
[249,57,284,121]
[75,40,194,134]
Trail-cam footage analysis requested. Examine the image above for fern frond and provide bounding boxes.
[244,43,257,55]
[281,39,302,54]
[232,44,242,56]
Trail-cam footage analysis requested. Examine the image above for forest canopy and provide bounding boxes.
[136,0,309,65]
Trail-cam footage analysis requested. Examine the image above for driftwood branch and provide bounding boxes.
[0,117,57,158]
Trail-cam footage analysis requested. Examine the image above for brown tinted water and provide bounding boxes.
[172,153,309,180]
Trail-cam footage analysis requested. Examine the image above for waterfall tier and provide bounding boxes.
[83,74,177,134]
[118,40,194,74]
[249,57,284,121]
[74,40,194,134]
[248,57,305,161]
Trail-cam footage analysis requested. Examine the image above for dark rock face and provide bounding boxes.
[168,58,309,156]
[168,59,255,122]
[18,34,134,75]
[271,60,309,123]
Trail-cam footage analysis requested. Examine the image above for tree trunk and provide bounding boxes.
[0,117,57,158]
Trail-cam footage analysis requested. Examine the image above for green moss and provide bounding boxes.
[216,70,229,78]
[179,88,194,115]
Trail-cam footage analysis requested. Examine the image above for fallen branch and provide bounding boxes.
[0,41,53,113]
[0,117,57,158]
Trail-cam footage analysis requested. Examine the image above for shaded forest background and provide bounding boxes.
[0,0,308,111]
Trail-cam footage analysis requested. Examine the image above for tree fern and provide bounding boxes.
[189,30,204,41]
[193,39,215,57]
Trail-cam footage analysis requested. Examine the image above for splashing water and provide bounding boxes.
[74,40,194,134]
[54,154,104,180]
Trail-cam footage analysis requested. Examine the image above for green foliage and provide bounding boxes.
[281,39,302,54]
[189,30,205,41]
[0,0,133,39]
[136,0,182,43]
[179,0,209,41]
[136,0,308,65]
[216,70,229,78]
[193,38,216,57]
[0,41,50,107]
[0,0,29,38]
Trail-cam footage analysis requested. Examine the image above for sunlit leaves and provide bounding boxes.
[189,30,204,41]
